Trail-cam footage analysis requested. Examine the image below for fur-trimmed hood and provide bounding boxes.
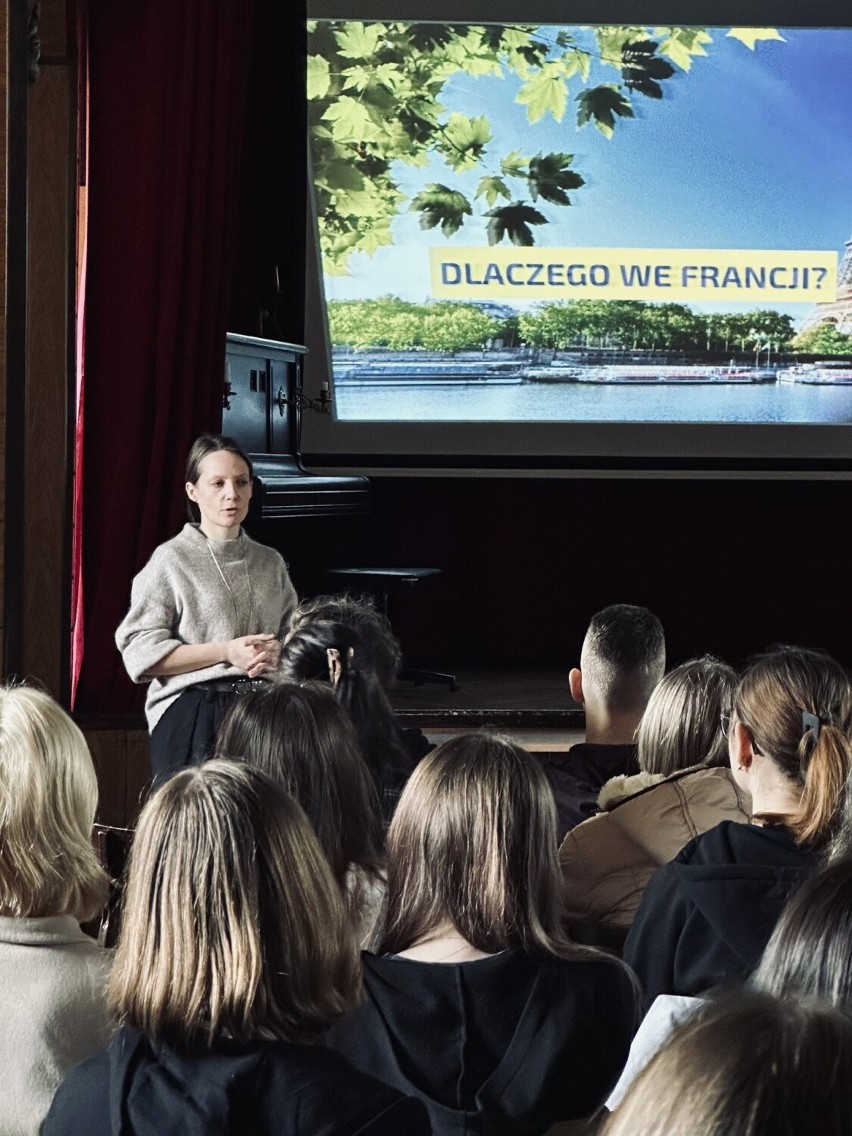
[597,771,667,810]
[560,765,752,930]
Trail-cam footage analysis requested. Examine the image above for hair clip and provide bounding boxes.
[801,710,822,743]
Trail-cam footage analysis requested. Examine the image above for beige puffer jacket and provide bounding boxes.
[559,765,751,931]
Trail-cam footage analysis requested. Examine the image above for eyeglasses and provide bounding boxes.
[721,711,764,755]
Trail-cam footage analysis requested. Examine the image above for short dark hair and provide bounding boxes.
[279,618,409,789]
[184,434,254,522]
[582,604,665,707]
[288,594,402,686]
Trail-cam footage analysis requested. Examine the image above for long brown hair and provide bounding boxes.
[380,732,592,958]
[216,681,383,884]
[735,646,852,849]
[109,761,361,1048]
[754,858,852,1007]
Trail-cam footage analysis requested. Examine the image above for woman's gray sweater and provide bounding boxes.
[116,524,297,732]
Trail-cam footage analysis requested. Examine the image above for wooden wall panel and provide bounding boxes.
[82,725,151,829]
[22,0,73,694]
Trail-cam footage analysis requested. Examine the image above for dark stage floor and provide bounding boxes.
[390,668,585,750]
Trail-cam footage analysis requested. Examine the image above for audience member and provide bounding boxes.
[540,604,665,839]
[43,761,429,1136]
[280,607,419,818]
[560,657,750,944]
[624,645,852,1004]
[216,680,386,947]
[602,994,852,1136]
[328,733,638,1135]
[609,856,852,1110]
[0,684,111,1136]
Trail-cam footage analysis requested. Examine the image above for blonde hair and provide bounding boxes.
[0,684,107,921]
[381,733,593,958]
[109,760,361,1048]
[637,656,737,777]
[735,647,852,849]
[602,994,852,1136]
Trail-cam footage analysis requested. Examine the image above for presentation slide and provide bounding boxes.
[307,16,852,429]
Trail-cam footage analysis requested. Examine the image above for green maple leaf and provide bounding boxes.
[342,62,403,94]
[475,175,511,207]
[307,55,330,100]
[436,113,492,171]
[595,26,647,68]
[576,85,634,138]
[516,62,569,124]
[316,160,365,194]
[726,27,786,50]
[358,224,394,255]
[655,27,713,71]
[500,149,530,180]
[562,47,592,82]
[410,184,472,237]
[333,22,385,60]
[322,96,382,143]
[621,41,676,99]
[484,201,548,247]
[527,152,585,206]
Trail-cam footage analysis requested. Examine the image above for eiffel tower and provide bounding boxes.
[800,233,852,334]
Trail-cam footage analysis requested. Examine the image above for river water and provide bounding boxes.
[335,379,852,424]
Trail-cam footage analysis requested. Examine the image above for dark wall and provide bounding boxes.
[257,474,852,672]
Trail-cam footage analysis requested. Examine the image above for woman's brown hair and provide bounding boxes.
[602,993,852,1136]
[380,732,594,958]
[109,760,361,1048]
[735,646,852,849]
[216,681,383,884]
[637,655,737,776]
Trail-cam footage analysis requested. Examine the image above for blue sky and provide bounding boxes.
[317,24,852,319]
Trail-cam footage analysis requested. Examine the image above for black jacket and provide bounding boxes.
[537,743,639,840]
[623,820,819,1006]
[42,1025,429,1136]
[328,947,638,1135]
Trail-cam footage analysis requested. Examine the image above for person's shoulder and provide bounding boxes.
[41,1048,111,1135]
[136,525,199,573]
[241,530,285,563]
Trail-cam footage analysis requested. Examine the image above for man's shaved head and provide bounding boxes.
[581,604,666,713]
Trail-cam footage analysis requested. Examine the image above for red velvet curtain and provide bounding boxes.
[73,0,254,713]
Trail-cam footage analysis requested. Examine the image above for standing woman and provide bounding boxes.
[116,435,297,780]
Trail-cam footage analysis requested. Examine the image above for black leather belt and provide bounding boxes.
[194,678,270,694]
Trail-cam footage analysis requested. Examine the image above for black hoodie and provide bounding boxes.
[328,947,637,1136]
[623,820,819,1007]
[41,1025,429,1136]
